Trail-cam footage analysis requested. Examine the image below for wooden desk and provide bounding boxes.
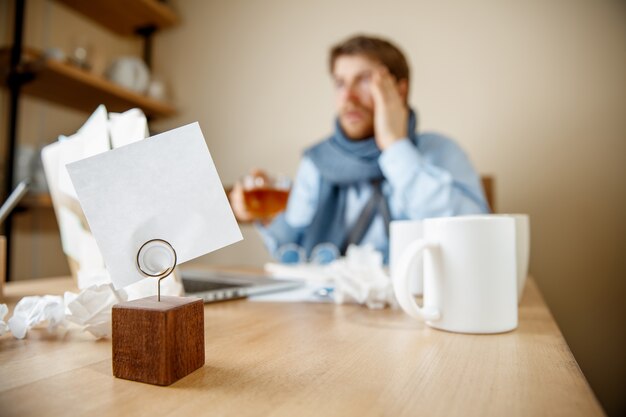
[0,276,604,417]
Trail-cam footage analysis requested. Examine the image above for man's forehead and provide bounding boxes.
[332,54,380,78]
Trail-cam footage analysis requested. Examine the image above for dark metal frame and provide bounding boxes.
[3,0,29,282]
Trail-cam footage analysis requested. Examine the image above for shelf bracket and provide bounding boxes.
[136,25,157,70]
[3,0,28,282]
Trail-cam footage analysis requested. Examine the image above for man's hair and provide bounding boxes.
[329,35,410,82]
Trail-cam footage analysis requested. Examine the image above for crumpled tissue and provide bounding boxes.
[7,295,65,339]
[327,244,397,309]
[63,273,182,339]
[0,273,183,340]
[0,304,9,336]
[64,283,127,339]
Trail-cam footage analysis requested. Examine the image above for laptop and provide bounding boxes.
[180,269,302,303]
[0,179,29,225]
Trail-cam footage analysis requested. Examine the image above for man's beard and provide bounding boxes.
[339,106,375,140]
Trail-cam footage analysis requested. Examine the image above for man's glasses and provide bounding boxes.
[276,243,340,265]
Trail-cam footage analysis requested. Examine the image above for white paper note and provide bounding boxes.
[67,122,242,289]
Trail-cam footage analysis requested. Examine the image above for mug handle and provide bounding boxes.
[393,239,441,321]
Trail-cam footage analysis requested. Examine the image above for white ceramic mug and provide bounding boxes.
[390,220,424,295]
[504,214,530,302]
[393,216,518,334]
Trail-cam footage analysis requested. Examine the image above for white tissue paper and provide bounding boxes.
[108,108,149,148]
[0,304,8,336]
[1,277,168,340]
[328,245,397,309]
[63,274,182,339]
[262,244,397,309]
[64,283,127,339]
[7,296,65,339]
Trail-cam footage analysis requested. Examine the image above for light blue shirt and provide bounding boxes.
[258,133,489,259]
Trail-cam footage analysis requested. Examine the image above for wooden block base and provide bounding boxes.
[112,296,204,386]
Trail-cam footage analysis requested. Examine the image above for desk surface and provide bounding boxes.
[0,276,604,417]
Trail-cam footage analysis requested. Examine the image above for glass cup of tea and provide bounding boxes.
[241,172,291,221]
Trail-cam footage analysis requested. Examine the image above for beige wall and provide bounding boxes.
[1,0,624,415]
[153,1,625,414]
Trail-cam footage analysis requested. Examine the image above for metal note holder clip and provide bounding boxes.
[116,238,204,386]
[136,239,177,301]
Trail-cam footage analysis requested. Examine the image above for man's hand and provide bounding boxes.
[370,67,408,150]
[229,169,274,224]
[229,180,254,222]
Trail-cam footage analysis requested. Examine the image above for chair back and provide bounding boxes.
[481,175,495,213]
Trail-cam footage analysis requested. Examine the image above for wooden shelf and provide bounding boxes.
[1,48,176,118]
[18,193,53,210]
[55,0,179,36]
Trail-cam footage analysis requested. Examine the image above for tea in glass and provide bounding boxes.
[242,187,289,219]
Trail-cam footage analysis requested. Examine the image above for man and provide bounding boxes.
[230,35,488,262]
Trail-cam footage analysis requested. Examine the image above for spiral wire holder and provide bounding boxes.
[136,238,177,301]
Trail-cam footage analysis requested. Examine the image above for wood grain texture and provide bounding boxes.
[0,275,605,417]
[0,48,176,118]
[481,175,495,212]
[112,296,204,386]
[55,0,179,36]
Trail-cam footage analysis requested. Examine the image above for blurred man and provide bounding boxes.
[230,35,488,262]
